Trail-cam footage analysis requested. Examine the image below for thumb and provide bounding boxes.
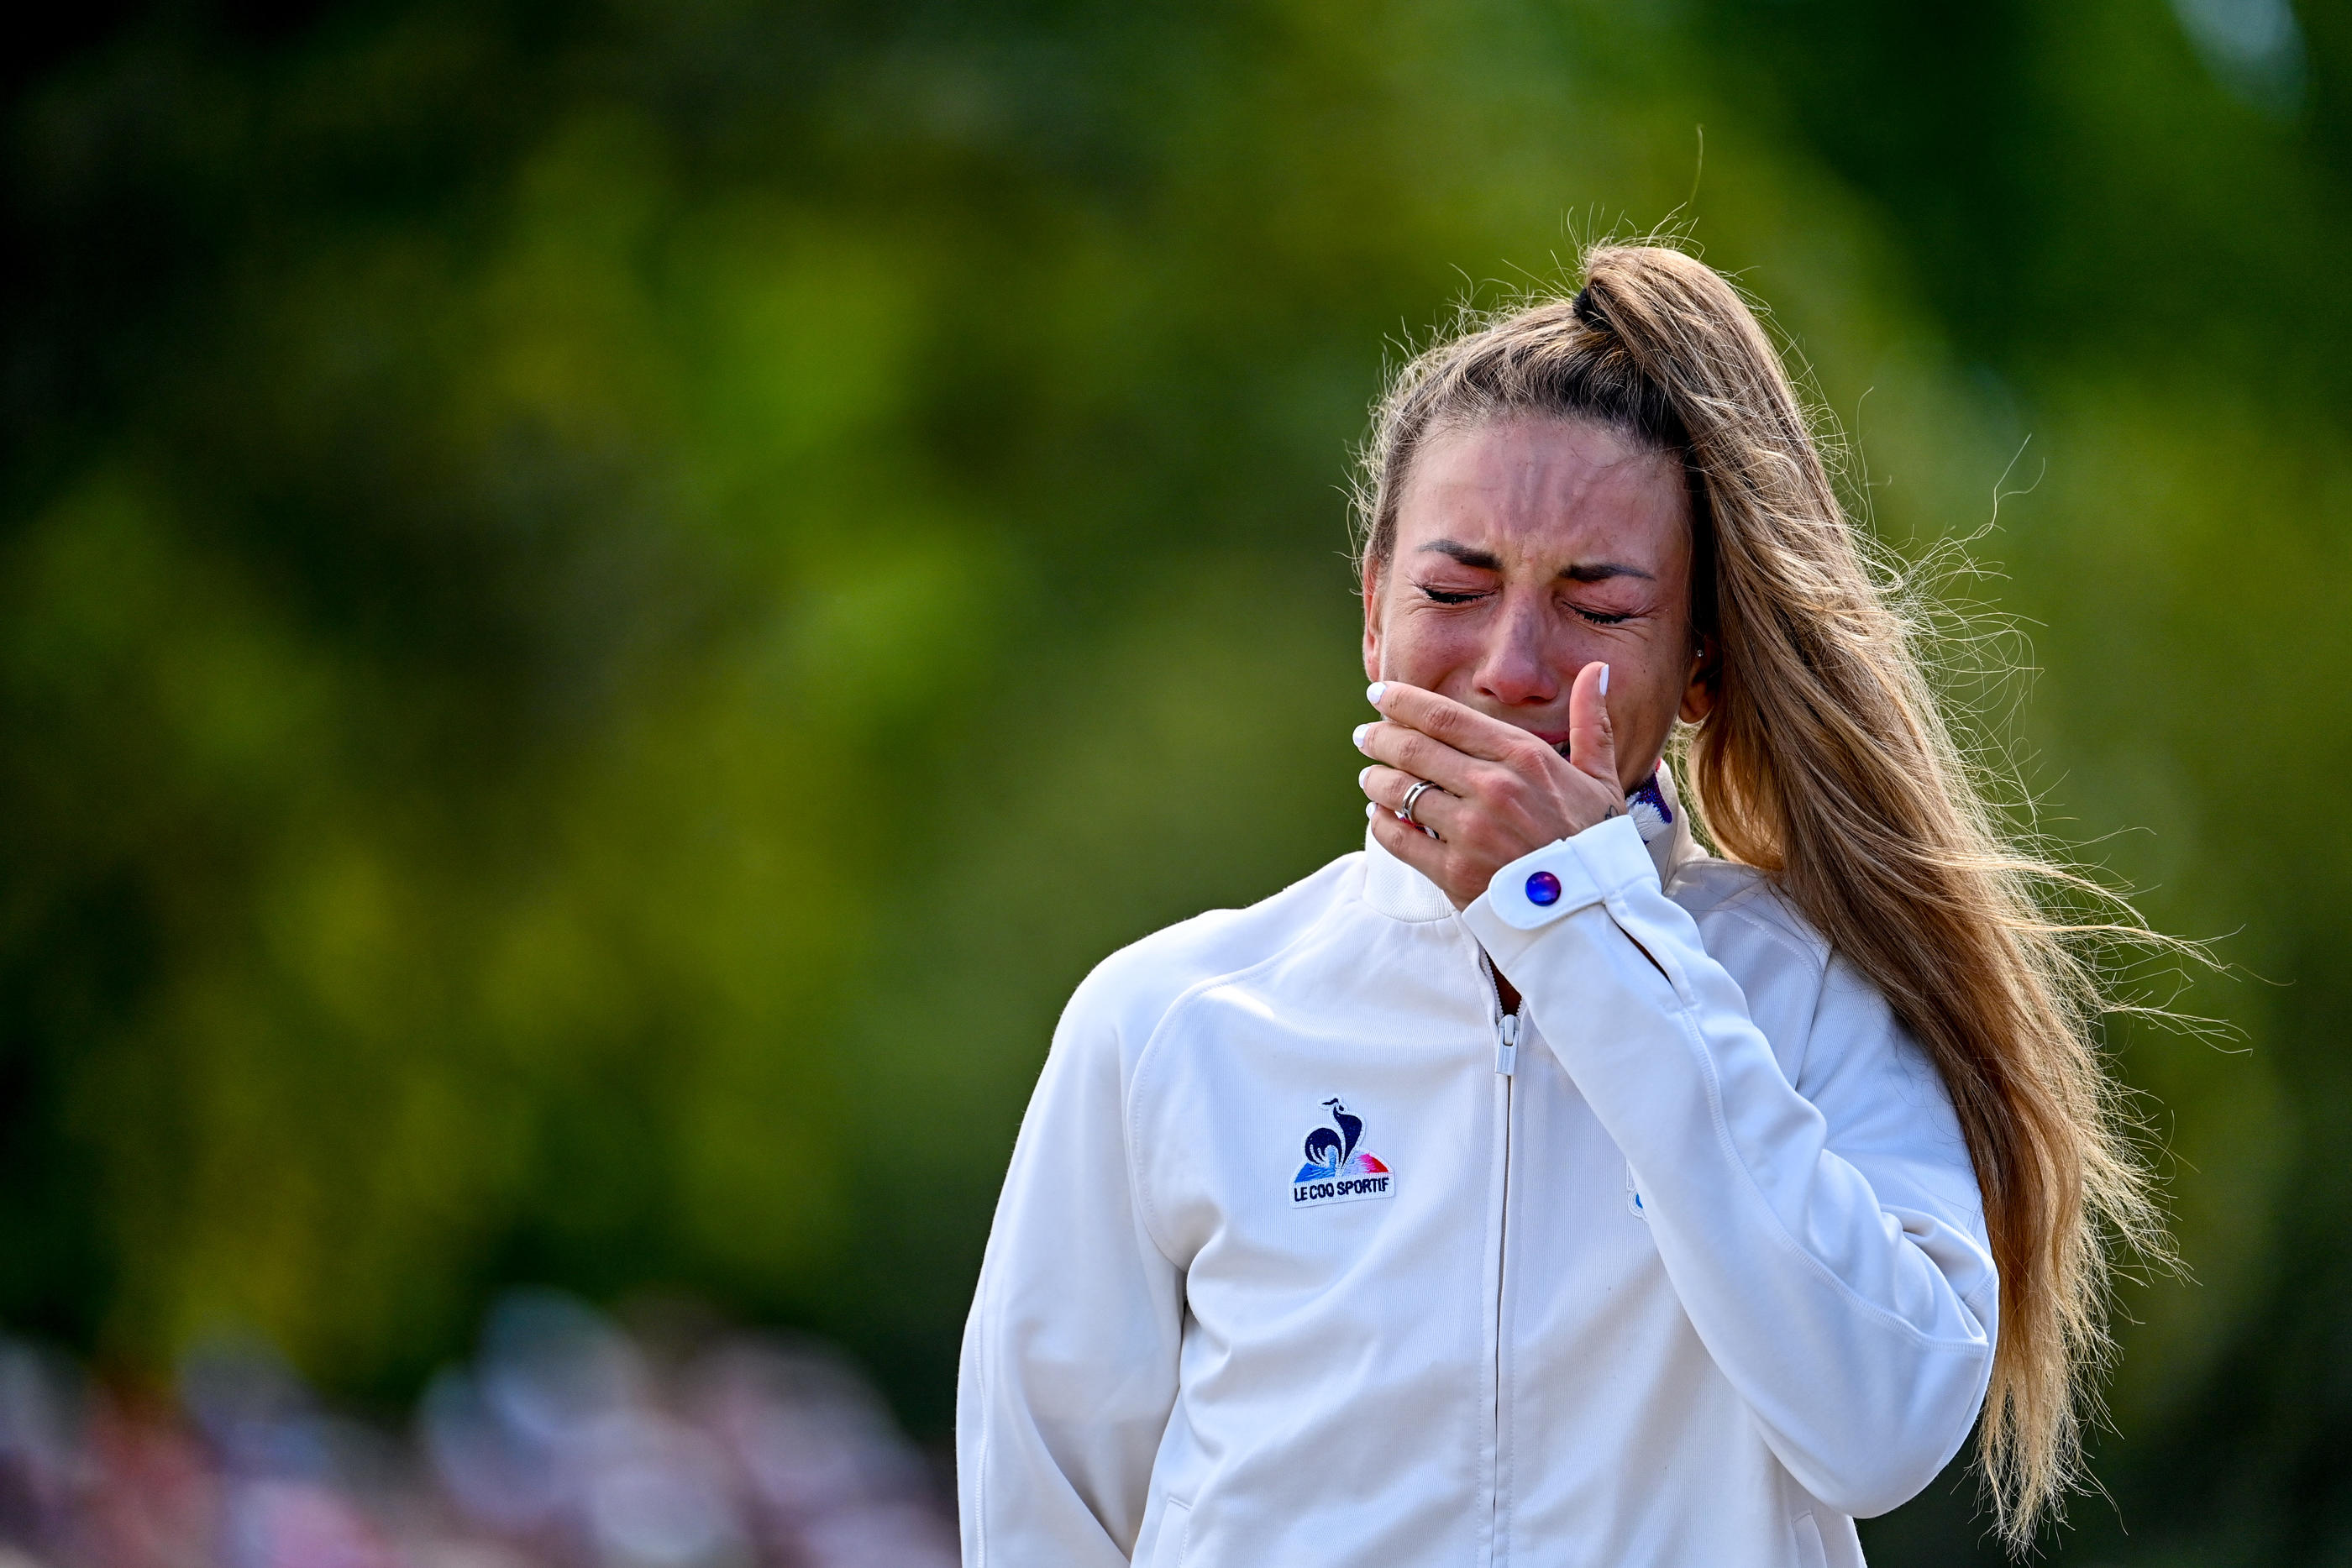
[1567,661,1618,790]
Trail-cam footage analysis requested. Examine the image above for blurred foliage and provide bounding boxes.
[1,1,2346,1562]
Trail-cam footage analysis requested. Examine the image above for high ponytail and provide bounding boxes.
[1353,242,2172,1549]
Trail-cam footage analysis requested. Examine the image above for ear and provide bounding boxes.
[1679,634,1718,724]
[1362,554,1385,683]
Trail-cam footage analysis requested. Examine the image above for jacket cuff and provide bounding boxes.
[1466,814,1662,932]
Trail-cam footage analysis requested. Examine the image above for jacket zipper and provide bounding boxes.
[1481,952,1519,1565]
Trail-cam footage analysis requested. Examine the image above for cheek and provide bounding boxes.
[1378,604,1484,683]
[1615,653,1693,739]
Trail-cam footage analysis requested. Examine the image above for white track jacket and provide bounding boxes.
[959,773,1997,1568]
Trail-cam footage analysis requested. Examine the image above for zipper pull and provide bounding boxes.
[1496,1012,1520,1077]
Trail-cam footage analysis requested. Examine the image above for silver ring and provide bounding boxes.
[1399,779,1437,825]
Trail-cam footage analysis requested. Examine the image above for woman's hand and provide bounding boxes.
[1357,662,1624,910]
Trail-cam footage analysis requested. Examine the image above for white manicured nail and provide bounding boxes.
[1357,765,1374,789]
[1366,681,1387,705]
[1352,722,1373,750]
[1599,663,1611,696]
[1366,801,1378,820]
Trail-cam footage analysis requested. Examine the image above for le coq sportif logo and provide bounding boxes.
[1291,1099,1394,1208]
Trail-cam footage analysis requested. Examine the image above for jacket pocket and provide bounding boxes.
[1154,1496,1192,1567]
[1792,1511,1827,1568]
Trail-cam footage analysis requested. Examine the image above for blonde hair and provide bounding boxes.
[1353,242,2169,1548]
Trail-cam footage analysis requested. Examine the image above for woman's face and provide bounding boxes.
[1362,415,1713,790]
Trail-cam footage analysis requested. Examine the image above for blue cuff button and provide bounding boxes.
[1525,870,1562,906]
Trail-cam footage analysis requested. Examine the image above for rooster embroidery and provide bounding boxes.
[1295,1099,1389,1183]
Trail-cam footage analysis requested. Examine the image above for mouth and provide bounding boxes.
[1530,728,1572,757]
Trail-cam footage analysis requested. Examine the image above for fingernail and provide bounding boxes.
[1365,801,1378,820]
[1357,764,1374,789]
[1366,681,1387,705]
[1352,722,1373,750]
[1599,663,1611,696]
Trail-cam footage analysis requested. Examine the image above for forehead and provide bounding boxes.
[1394,415,1690,569]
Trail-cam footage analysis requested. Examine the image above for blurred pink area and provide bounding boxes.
[0,1294,957,1568]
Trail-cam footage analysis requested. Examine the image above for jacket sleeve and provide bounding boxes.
[1461,816,1998,1518]
[958,966,1186,1566]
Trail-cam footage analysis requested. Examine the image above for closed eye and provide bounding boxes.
[1422,584,1632,623]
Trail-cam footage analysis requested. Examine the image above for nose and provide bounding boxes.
[1472,590,1561,710]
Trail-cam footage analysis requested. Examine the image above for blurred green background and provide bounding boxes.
[2,0,2345,1560]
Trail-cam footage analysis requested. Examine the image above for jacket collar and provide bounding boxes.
[1362,828,1459,922]
[1360,763,1699,924]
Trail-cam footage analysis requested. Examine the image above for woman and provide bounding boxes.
[958,244,2153,1566]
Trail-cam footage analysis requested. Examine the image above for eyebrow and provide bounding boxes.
[1415,538,1655,584]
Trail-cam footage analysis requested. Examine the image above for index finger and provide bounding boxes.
[1367,681,1541,764]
